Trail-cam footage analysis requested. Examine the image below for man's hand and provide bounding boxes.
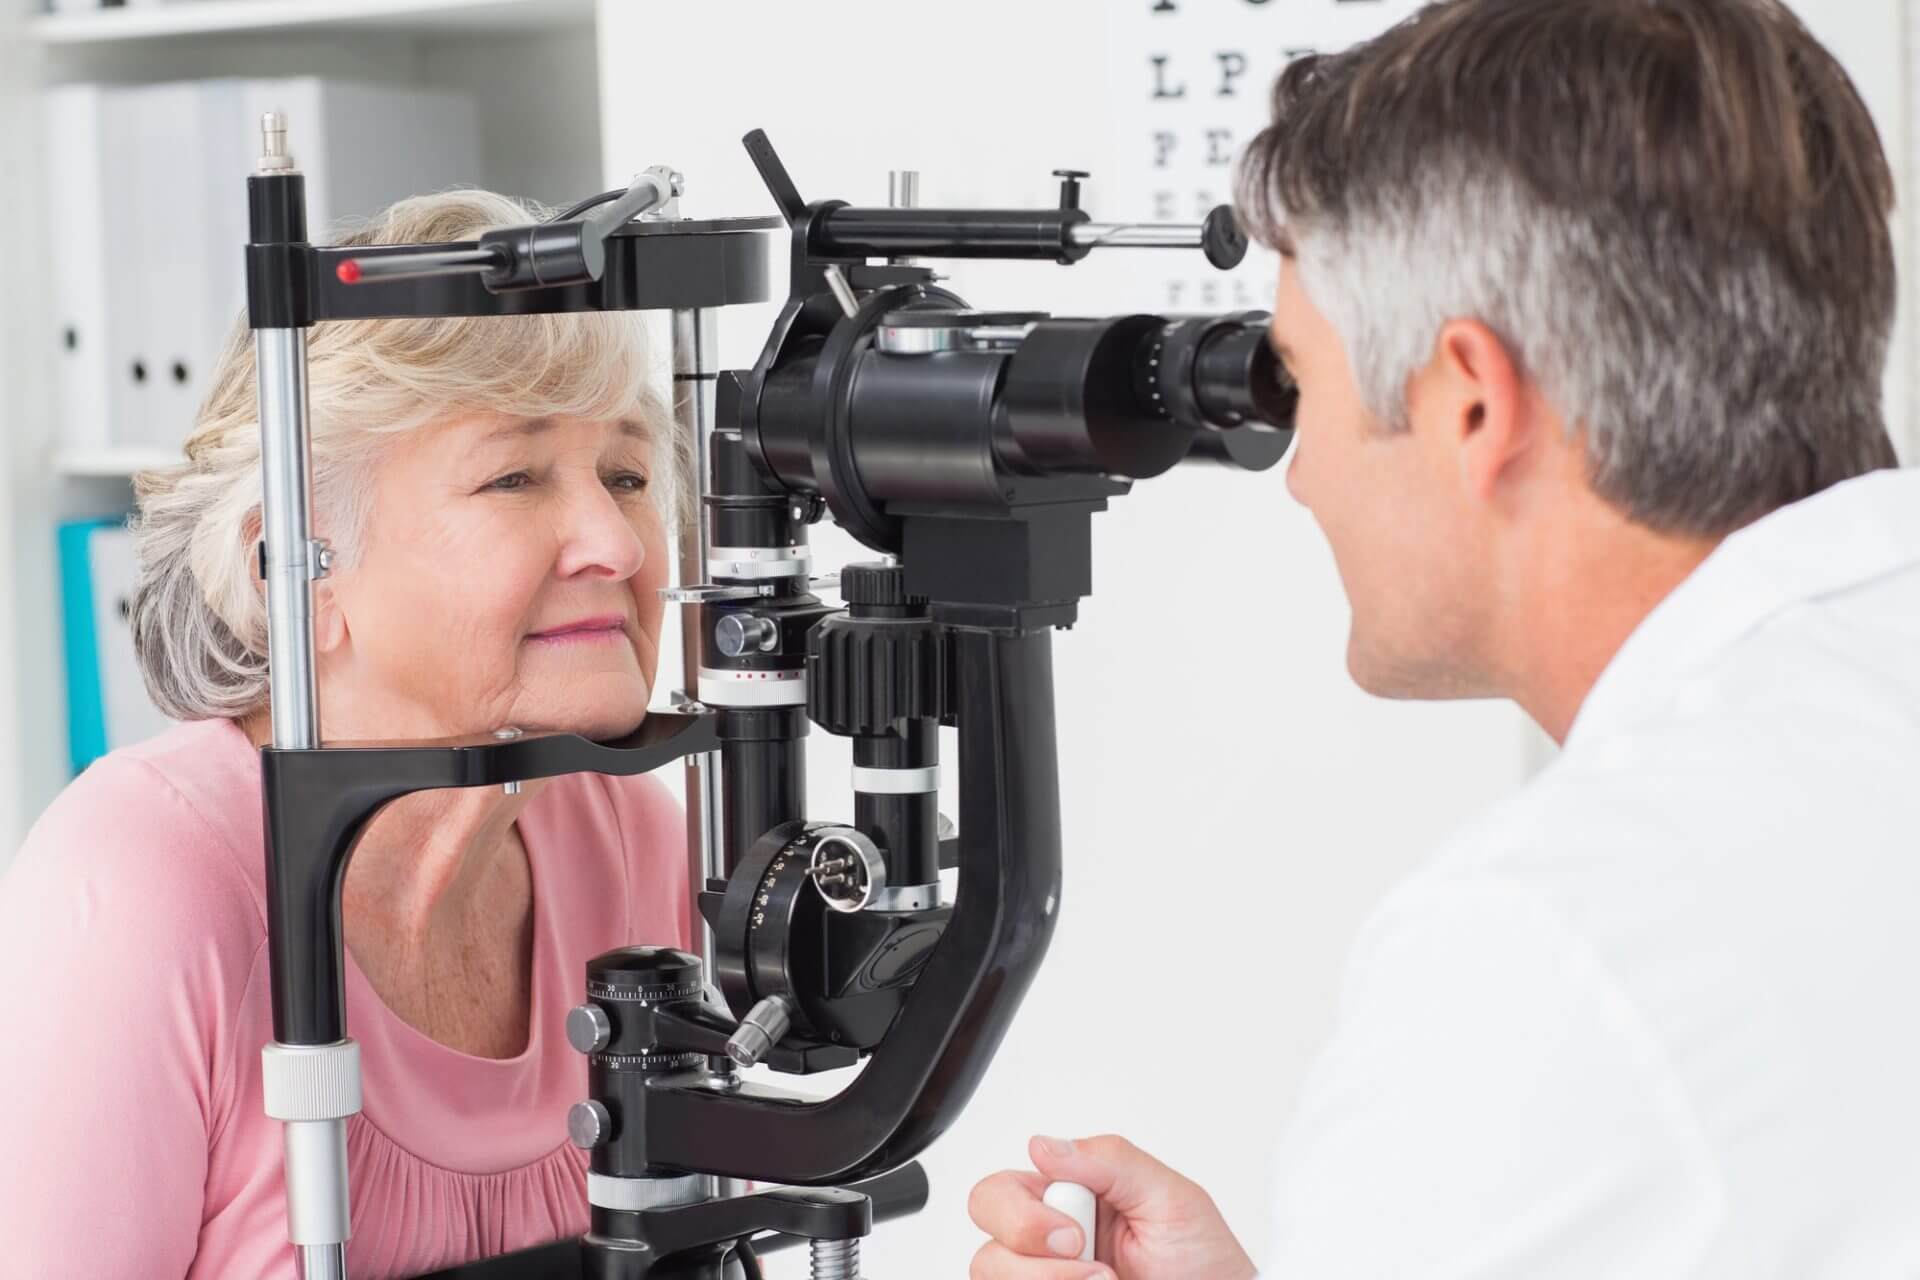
[967,1135,1258,1279]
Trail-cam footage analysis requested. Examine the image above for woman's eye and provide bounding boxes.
[485,471,533,492]
[606,471,650,494]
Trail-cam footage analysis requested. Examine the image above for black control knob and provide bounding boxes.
[808,581,945,735]
[586,946,704,1005]
[1054,168,1090,211]
[1202,204,1249,271]
[839,561,917,612]
[568,1100,611,1150]
[566,1003,612,1054]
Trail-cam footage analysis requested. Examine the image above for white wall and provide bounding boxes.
[597,2,1534,1272]
[1788,0,1915,458]
[0,2,36,847]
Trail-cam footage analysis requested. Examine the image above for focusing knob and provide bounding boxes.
[808,606,945,733]
[840,562,914,610]
[726,994,796,1068]
[568,1100,612,1150]
[1202,205,1248,271]
[566,1003,612,1054]
[715,613,779,657]
[1054,168,1090,211]
[586,946,704,1006]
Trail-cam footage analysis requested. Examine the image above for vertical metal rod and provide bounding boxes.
[297,1246,347,1280]
[256,329,321,753]
[672,307,723,963]
[257,326,351,1279]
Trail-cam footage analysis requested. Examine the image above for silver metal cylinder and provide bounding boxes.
[1066,221,1206,250]
[256,328,322,751]
[889,170,919,209]
[297,1244,347,1280]
[284,1120,350,1243]
[810,1237,862,1280]
[727,993,795,1067]
[671,308,724,959]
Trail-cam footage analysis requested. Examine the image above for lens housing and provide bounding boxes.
[1143,313,1297,469]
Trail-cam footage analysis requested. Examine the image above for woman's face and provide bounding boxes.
[318,412,671,742]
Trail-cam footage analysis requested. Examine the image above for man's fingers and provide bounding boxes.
[1029,1133,1190,1217]
[968,1170,1091,1259]
[969,1240,1114,1280]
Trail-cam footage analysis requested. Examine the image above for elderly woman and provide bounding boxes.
[0,190,690,1278]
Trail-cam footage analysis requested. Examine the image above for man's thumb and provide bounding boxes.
[1028,1134,1178,1216]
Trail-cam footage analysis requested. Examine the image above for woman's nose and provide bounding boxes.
[553,483,647,581]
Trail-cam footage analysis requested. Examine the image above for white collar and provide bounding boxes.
[1564,466,1920,750]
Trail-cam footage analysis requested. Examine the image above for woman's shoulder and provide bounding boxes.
[7,718,266,946]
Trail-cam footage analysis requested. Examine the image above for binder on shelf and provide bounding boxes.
[99,83,157,453]
[58,518,173,775]
[131,80,216,453]
[43,76,482,462]
[43,83,117,453]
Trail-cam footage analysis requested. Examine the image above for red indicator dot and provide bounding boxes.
[336,260,362,284]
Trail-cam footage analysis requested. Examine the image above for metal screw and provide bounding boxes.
[809,1237,861,1280]
[822,265,860,319]
[258,112,294,173]
[495,726,523,795]
[726,994,794,1068]
[889,170,919,209]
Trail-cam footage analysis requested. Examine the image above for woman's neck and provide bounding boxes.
[240,705,550,1058]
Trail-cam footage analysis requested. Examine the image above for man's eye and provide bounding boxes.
[485,471,533,492]
[606,471,650,493]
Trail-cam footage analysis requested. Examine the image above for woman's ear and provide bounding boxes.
[313,580,349,655]
[244,505,350,654]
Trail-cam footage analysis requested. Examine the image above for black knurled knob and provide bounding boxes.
[841,561,922,610]
[585,946,703,1005]
[808,613,945,733]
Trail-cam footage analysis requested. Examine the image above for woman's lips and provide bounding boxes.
[527,616,627,646]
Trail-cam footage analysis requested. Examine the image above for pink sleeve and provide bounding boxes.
[0,755,264,1279]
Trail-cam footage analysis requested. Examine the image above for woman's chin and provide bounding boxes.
[516,673,653,741]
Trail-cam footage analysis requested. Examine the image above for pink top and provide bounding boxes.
[0,717,690,1279]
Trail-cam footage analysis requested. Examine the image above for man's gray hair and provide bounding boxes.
[1240,0,1899,537]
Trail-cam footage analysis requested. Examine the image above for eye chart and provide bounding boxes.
[1103,0,1427,313]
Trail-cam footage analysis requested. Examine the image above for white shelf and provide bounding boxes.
[29,0,591,46]
[52,445,184,477]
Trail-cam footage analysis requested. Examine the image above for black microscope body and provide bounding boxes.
[249,129,1294,1279]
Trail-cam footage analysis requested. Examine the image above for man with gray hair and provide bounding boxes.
[969,0,1920,1275]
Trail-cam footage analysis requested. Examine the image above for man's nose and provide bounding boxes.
[1284,442,1308,508]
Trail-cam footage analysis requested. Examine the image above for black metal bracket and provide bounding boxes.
[262,713,720,1045]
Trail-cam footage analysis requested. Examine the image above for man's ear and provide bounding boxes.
[1415,318,1534,504]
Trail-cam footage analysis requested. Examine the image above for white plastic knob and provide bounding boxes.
[1043,1181,1097,1261]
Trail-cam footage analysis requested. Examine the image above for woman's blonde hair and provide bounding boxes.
[130,188,680,722]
